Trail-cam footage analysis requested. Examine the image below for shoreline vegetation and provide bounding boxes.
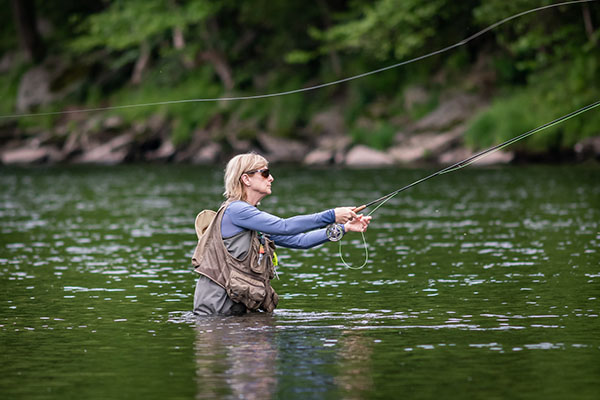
[1,1,599,166]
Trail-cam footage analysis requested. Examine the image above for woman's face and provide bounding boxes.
[243,166,274,200]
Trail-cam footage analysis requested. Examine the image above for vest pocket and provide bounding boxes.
[226,269,266,310]
[261,286,279,313]
[251,237,276,277]
[250,251,266,274]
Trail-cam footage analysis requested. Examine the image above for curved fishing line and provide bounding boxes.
[338,231,369,270]
[338,99,600,269]
[1,0,595,120]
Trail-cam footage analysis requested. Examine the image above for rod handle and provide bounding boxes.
[353,205,366,213]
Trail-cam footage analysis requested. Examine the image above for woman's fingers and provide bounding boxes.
[344,214,372,232]
[358,215,371,231]
[335,207,358,223]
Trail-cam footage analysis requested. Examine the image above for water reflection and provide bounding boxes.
[192,313,377,399]
[194,314,277,400]
[334,332,374,399]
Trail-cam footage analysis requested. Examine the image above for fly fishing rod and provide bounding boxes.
[336,99,600,269]
[352,99,600,216]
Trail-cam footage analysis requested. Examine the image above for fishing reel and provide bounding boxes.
[326,223,344,242]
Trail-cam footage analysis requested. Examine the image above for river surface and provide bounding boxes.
[0,164,598,399]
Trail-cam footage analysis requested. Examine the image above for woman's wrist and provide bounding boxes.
[328,209,337,224]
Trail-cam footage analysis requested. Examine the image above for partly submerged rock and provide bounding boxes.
[438,147,514,166]
[345,145,394,167]
[1,145,62,164]
[303,149,333,166]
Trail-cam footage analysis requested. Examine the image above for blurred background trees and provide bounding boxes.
[1,0,598,154]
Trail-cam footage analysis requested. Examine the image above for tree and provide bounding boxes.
[11,0,45,62]
[70,0,219,85]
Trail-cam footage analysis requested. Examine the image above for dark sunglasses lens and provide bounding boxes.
[261,169,270,178]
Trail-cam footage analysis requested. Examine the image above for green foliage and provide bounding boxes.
[105,65,221,144]
[350,121,396,150]
[70,0,217,52]
[473,0,593,77]
[465,91,541,150]
[267,94,305,137]
[466,53,600,151]
[1,0,597,156]
[0,58,27,116]
[0,58,62,132]
[310,0,446,60]
[0,0,17,53]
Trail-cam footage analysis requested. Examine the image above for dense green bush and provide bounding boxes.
[466,53,600,151]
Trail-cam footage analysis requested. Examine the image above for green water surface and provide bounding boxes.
[0,164,598,399]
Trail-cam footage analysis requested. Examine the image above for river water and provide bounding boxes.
[0,164,598,399]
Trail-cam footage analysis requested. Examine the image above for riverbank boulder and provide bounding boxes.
[574,136,600,161]
[345,145,394,167]
[74,132,134,164]
[174,128,222,163]
[389,125,465,164]
[16,58,89,112]
[412,93,482,132]
[145,139,176,162]
[257,133,308,163]
[1,145,62,164]
[191,142,222,164]
[309,108,346,137]
[303,149,334,165]
[438,147,514,166]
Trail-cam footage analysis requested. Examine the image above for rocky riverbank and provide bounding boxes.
[1,91,599,167]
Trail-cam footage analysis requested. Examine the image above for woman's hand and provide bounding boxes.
[334,207,358,224]
[344,215,372,233]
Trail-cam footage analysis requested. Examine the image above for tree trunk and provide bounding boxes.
[199,19,234,91]
[582,3,596,45]
[11,0,45,63]
[317,0,341,75]
[199,50,234,90]
[131,41,151,85]
[172,27,194,69]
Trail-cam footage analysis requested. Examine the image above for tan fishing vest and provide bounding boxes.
[191,203,279,312]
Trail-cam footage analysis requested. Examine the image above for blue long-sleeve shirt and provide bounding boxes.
[221,200,338,249]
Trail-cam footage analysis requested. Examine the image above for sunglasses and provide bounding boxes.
[245,168,271,178]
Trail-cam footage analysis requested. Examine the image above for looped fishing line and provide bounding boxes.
[0,0,595,120]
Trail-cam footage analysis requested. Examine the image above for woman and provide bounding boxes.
[192,152,371,316]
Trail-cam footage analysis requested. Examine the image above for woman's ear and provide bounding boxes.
[240,173,251,186]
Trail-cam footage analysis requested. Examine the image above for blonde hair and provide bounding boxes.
[223,152,268,201]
